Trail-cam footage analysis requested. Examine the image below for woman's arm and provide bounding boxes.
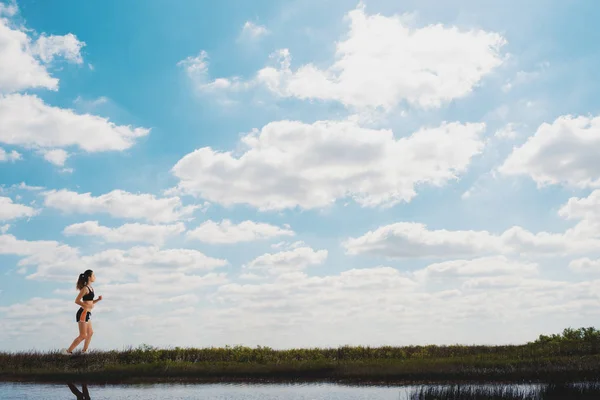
[74,287,89,308]
[93,295,103,304]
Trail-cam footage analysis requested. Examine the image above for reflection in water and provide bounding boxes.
[0,381,597,400]
[67,383,91,399]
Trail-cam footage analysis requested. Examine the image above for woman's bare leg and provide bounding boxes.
[82,321,93,352]
[67,321,88,352]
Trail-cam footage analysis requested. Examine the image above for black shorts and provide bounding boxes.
[76,307,91,323]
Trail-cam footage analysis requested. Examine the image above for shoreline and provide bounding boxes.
[2,359,599,386]
[3,332,600,386]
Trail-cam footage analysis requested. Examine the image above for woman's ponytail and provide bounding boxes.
[76,270,93,290]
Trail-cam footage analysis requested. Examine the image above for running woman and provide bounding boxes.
[63,269,102,355]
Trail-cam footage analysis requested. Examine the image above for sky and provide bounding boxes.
[1,0,600,352]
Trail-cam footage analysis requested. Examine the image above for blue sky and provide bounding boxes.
[1,0,600,351]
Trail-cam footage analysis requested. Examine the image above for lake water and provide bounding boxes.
[0,382,545,400]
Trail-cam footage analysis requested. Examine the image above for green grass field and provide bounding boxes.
[1,327,600,385]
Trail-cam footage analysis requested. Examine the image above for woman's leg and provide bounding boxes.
[67,321,88,352]
[82,321,93,352]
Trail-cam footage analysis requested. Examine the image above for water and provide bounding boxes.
[0,382,544,400]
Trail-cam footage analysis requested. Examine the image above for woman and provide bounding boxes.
[63,269,102,355]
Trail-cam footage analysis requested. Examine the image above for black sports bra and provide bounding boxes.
[82,285,94,301]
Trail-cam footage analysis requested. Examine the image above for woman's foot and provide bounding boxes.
[61,349,73,355]
[81,350,89,355]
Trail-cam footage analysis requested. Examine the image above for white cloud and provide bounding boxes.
[240,21,270,40]
[253,5,505,111]
[16,241,227,283]
[171,119,485,210]
[344,220,600,259]
[499,115,600,188]
[0,234,78,269]
[205,264,598,348]
[0,147,20,162]
[41,148,68,166]
[177,51,208,79]
[569,258,600,274]
[494,123,518,139]
[345,222,502,258]
[271,240,305,250]
[0,1,17,17]
[3,249,599,350]
[73,95,109,113]
[0,297,70,318]
[501,62,549,93]
[43,189,198,224]
[0,16,56,92]
[0,231,229,341]
[244,246,327,275]
[187,219,294,244]
[63,220,186,245]
[0,224,9,233]
[413,256,539,282]
[109,271,227,294]
[32,33,85,64]
[0,197,38,221]
[0,10,84,93]
[0,94,149,154]
[12,182,44,191]
[558,190,600,223]
[186,5,505,112]
[178,51,251,95]
[216,267,417,312]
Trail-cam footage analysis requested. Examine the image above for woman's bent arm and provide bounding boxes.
[74,287,89,308]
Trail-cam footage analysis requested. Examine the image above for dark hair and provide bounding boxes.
[76,270,94,290]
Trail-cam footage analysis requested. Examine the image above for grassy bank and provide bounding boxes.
[2,327,600,385]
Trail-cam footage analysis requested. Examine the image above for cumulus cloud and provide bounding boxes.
[63,220,186,245]
[0,297,70,318]
[0,9,147,164]
[207,262,590,348]
[345,190,600,260]
[12,182,44,191]
[0,234,78,270]
[32,33,84,64]
[1,234,598,349]
[187,219,294,244]
[494,123,518,140]
[43,189,198,223]
[41,149,69,166]
[0,197,39,221]
[6,237,228,283]
[240,21,269,40]
[0,1,17,17]
[178,51,252,95]
[170,119,485,210]
[413,256,539,282]
[569,258,600,274]
[558,190,600,223]
[243,246,328,275]
[0,94,149,153]
[0,147,20,162]
[0,8,85,93]
[499,115,600,188]
[182,5,505,112]
[343,219,600,259]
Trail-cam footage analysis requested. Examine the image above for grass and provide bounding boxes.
[408,382,600,399]
[2,327,600,385]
